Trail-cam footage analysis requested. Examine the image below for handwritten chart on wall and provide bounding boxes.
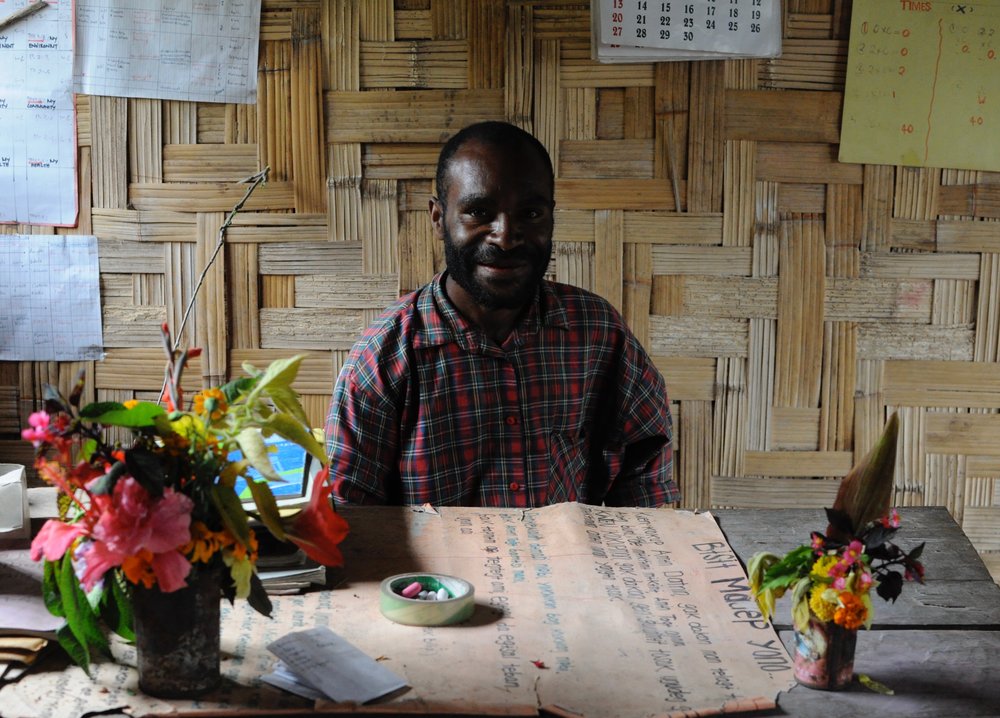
[0,0,78,226]
[840,0,1000,171]
[73,0,261,104]
[0,235,103,361]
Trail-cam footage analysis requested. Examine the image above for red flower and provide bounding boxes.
[284,467,349,566]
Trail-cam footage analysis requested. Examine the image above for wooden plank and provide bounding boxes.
[653,358,716,402]
[678,400,712,510]
[622,213,722,245]
[260,308,365,350]
[649,316,748,357]
[593,210,623,313]
[687,60,724,213]
[724,89,841,143]
[771,407,820,451]
[824,278,931,322]
[95,349,203,392]
[664,276,776,317]
[886,361,1000,408]
[650,247,753,277]
[925,413,1000,453]
[98,239,167,273]
[757,142,863,184]
[861,252,980,280]
[195,212,227,386]
[560,60,655,88]
[162,144,258,183]
[291,6,328,214]
[938,184,1000,219]
[92,209,195,243]
[937,219,1000,252]
[555,179,679,210]
[559,140,655,179]
[128,182,296,212]
[775,215,825,407]
[963,507,1000,552]
[359,41,468,89]
[710,477,841,508]
[467,0,504,89]
[326,89,505,142]
[295,274,398,309]
[857,324,975,362]
[258,241,363,274]
[743,451,853,477]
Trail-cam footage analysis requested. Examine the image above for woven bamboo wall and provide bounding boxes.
[2,0,999,579]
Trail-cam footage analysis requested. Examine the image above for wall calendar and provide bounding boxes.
[593,0,782,61]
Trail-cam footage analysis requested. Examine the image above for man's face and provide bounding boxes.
[431,139,555,313]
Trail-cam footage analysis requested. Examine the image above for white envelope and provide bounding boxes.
[0,464,29,540]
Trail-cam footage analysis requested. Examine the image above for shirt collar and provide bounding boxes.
[412,272,569,350]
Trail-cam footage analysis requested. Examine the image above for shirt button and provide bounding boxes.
[509,482,520,491]
[505,416,518,425]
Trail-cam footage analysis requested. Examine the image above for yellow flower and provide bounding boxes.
[834,591,868,630]
[810,555,839,580]
[809,584,838,622]
[123,399,140,409]
[193,388,228,422]
[182,521,223,563]
[122,549,157,588]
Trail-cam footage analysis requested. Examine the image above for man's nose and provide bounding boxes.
[488,213,522,248]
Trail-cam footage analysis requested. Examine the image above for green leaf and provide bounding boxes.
[56,553,108,669]
[92,402,166,428]
[858,673,894,695]
[759,545,815,592]
[246,478,286,541]
[79,401,126,419]
[102,571,135,641]
[219,376,258,404]
[55,624,91,675]
[246,572,273,618]
[211,484,252,546]
[79,438,98,462]
[245,355,304,405]
[263,413,327,464]
[42,560,66,618]
[124,447,168,497]
[235,428,281,482]
[265,385,310,428]
[791,576,813,632]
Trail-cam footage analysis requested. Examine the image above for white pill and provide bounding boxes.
[418,590,429,599]
[436,587,449,600]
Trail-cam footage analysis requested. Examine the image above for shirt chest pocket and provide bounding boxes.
[548,430,627,504]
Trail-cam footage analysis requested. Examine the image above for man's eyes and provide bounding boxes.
[461,207,549,220]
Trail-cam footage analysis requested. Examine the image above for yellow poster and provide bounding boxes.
[839,0,1000,171]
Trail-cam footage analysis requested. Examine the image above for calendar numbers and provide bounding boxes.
[600,0,781,56]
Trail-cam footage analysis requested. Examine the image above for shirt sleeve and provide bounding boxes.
[325,363,400,505]
[601,339,678,508]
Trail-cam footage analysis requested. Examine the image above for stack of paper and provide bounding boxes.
[263,627,408,704]
[0,593,64,684]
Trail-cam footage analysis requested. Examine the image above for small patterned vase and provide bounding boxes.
[791,615,857,690]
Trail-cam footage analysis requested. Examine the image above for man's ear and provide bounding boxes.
[429,196,445,240]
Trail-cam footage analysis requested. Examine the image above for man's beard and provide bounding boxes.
[443,227,553,310]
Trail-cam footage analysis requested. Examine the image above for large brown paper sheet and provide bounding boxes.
[0,505,795,717]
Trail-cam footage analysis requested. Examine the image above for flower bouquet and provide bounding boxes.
[747,413,925,690]
[23,325,349,693]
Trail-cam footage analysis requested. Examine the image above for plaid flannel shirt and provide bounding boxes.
[325,273,677,508]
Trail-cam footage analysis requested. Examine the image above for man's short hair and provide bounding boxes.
[434,121,554,204]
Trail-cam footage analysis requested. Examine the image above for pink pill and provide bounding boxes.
[400,581,422,598]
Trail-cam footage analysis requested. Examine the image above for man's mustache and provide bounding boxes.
[471,244,546,264]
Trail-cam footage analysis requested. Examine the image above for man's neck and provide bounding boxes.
[442,274,529,345]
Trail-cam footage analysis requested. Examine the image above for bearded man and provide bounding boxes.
[326,121,677,508]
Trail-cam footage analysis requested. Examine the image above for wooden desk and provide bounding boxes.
[2,506,997,718]
[713,507,1000,717]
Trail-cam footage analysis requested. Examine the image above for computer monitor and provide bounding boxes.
[228,432,321,510]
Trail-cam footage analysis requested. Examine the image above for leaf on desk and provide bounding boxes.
[858,673,895,695]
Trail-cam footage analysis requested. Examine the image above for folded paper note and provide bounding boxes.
[265,626,408,704]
